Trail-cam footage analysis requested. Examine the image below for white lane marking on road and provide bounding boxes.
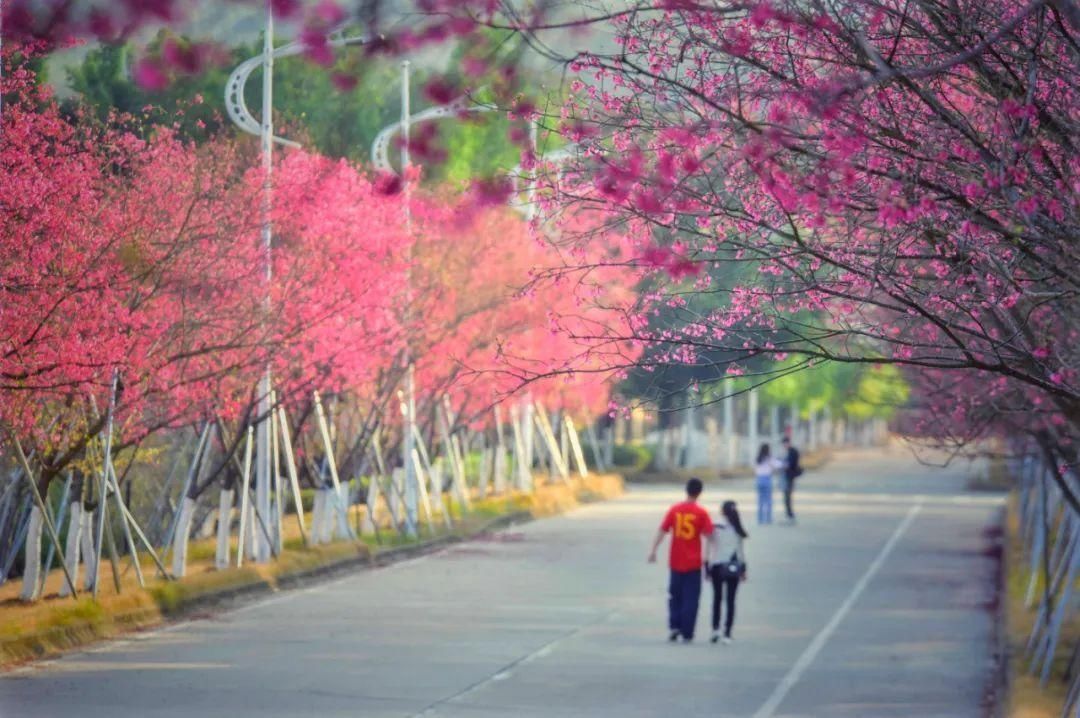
[752,502,923,718]
[411,611,616,718]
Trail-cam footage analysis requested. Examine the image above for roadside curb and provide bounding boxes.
[1,478,619,670]
[623,450,833,484]
[986,504,1009,718]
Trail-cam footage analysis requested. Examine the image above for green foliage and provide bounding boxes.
[65,37,237,140]
[842,364,909,420]
[62,32,531,181]
[267,51,400,163]
[762,358,909,418]
[581,442,654,471]
[284,488,316,515]
[432,113,521,184]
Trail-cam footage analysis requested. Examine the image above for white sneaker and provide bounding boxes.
[722,636,733,645]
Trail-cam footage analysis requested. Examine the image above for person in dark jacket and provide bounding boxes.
[781,436,802,522]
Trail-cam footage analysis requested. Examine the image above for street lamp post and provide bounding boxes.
[253,1,275,564]
[400,60,419,537]
[224,16,369,561]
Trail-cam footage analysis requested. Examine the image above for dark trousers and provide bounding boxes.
[783,479,795,519]
[668,569,702,639]
[709,567,740,636]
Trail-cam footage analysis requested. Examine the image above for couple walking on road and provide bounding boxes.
[756,436,803,525]
[647,478,748,644]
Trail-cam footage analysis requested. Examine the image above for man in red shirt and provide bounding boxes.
[647,478,714,642]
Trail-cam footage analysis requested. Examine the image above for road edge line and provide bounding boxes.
[752,501,923,718]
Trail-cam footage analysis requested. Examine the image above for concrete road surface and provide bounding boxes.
[0,446,1004,718]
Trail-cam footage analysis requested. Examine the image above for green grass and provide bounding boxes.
[1005,494,1077,717]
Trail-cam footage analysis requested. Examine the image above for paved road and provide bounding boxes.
[1,446,1004,718]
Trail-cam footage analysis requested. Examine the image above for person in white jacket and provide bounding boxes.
[705,500,748,643]
[754,443,784,525]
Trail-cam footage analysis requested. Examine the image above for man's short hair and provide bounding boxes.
[686,478,703,497]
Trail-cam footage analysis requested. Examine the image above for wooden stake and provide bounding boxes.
[565,417,590,479]
[236,426,254,568]
[276,405,308,545]
[7,432,77,598]
[313,391,355,539]
[108,461,171,580]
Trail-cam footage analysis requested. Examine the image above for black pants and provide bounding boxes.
[783,477,795,519]
[668,569,702,639]
[710,567,740,636]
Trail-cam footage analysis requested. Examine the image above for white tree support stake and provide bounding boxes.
[162,421,211,553]
[108,462,170,580]
[364,468,383,536]
[236,426,255,568]
[410,449,436,531]
[91,372,120,597]
[171,423,218,579]
[276,405,308,545]
[414,434,445,518]
[565,417,590,479]
[533,403,570,483]
[451,434,471,508]
[270,395,284,554]
[106,459,144,588]
[583,421,606,473]
[440,398,472,511]
[38,473,72,596]
[59,500,85,598]
[428,463,453,530]
[313,391,356,540]
[7,432,77,599]
[371,430,403,531]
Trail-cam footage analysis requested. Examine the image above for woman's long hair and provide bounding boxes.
[756,443,770,464]
[722,500,748,539]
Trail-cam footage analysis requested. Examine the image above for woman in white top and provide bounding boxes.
[705,500,748,643]
[754,443,784,525]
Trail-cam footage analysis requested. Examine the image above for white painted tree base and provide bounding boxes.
[244,503,257,560]
[314,489,338,544]
[19,506,43,602]
[215,489,234,570]
[171,497,196,578]
[59,503,84,598]
[493,450,508,495]
[310,490,326,545]
[80,507,96,590]
[332,490,350,539]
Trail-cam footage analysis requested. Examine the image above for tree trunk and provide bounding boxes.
[493,449,506,495]
[59,502,85,598]
[171,497,196,578]
[19,506,43,602]
[244,502,257,560]
[214,489,234,570]
[311,489,326,545]
[80,505,96,590]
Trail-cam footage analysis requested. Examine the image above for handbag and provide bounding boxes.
[716,552,744,580]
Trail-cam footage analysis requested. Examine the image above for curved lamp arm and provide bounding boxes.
[225,34,370,148]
